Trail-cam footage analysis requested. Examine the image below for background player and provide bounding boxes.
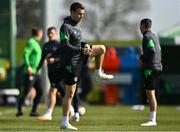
[139,18,163,126]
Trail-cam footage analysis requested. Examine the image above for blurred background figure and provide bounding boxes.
[78,59,94,105]
[37,26,65,121]
[139,18,162,127]
[25,87,36,106]
[16,27,43,117]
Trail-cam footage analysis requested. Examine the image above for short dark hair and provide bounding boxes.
[70,2,85,12]
[140,18,152,29]
[47,26,56,33]
[31,27,42,36]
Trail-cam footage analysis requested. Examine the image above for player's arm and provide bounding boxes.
[142,36,155,65]
[37,44,47,71]
[24,40,33,74]
[140,38,145,62]
[146,37,155,60]
[46,53,61,64]
[50,45,61,63]
[60,24,82,53]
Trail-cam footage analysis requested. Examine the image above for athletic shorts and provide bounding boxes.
[48,69,65,97]
[55,45,92,86]
[143,69,161,90]
[56,63,81,86]
[48,70,63,88]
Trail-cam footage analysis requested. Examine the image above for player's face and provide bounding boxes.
[71,8,85,23]
[37,30,43,41]
[140,24,145,34]
[48,29,57,41]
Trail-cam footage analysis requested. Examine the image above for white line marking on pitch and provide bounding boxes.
[0,108,16,116]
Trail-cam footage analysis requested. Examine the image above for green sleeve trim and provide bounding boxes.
[144,69,153,78]
[60,32,69,41]
[147,39,155,48]
[65,65,72,73]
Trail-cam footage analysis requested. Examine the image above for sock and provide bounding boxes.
[61,116,69,126]
[46,108,53,115]
[74,112,79,117]
[149,111,156,122]
[95,69,102,75]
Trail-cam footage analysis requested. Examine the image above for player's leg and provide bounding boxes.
[38,70,65,120]
[61,65,79,130]
[141,70,159,126]
[48,71,60,112]
[91,45,106,69]
[25,87,36,106]
[61,83,78,130]
[147,90,157,119]
[16,74,34,117]
[141,90,157,126]
[48,88,58,113]
[44,81,65,119]
[56,80,76,121]
[71,88,80,122]
[68,54,91,122]
[37,87,58,120]
[91,45,114,80]
[79,64,93,102]
[30,74,43,116]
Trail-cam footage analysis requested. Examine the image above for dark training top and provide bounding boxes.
[58,16,84,66]
[37,40,60,73]
[140,30,163,71]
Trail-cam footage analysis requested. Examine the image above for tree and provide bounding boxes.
[62,0,149,40]
[16,0,41,38]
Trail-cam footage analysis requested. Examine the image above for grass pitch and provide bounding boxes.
[0,104,180,131]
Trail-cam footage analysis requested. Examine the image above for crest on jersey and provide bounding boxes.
[74,76,78,82]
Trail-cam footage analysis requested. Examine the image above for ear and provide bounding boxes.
[70,11,74,15]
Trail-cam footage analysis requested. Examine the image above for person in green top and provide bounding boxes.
[16,27,43,117]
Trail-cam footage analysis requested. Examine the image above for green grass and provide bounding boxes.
[0,105,180,131]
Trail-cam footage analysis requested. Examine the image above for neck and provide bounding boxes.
[70,16,78,24]
[143,29,150,34]
[34,36,40,41]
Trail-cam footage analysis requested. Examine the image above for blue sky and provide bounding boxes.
[147,0,180,34]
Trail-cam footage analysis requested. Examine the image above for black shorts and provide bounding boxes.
[143,69,161,90]
[48,70,63,88]
[48,69,65,97]
[56,63,81,85]
[23,74,42,95]
[55,45,92,86]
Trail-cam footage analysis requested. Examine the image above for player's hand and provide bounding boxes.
[83,47,93,55]
[84,44,90,49]
[46,53,56,64]
[27,66,33,75]
[47,57,55,64]
[83,44,93,55]
[139,60,144,67]
[46,53,52,59]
